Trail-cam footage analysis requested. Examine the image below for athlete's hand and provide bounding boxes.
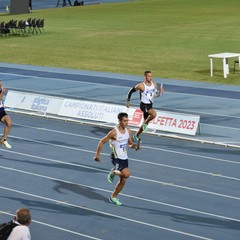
[126,101,130,108]
[129,143,140,150]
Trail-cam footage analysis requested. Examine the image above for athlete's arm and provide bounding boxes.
[127,87,137,101]
[0,87,6,101]
[126,87,136,108]
[154,82,164,97]
[126,83,144,108]
[94,129,116,162]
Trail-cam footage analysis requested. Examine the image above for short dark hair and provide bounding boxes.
[118,112,128,121]
[144,70,151,76]
[16,208,31,225]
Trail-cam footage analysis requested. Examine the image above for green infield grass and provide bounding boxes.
[0,0,240,85]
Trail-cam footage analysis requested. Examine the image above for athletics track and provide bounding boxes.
[0,62,239,240]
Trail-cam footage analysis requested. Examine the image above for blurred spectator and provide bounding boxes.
[7,208,31,240]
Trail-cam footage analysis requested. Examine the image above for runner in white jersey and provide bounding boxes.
[0,80,12,149]
[110,126,129,160]
[126,71,164,143]
[94,112,139,206]
[141,81,156,104]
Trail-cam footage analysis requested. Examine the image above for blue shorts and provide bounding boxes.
[0,110,7,122]
[111,153,128,171]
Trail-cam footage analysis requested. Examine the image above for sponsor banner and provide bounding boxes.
[149,110,200,135]
[4,90,63,114]
[58,99,142,126]
[5,91,200,135]
[58,100,199,135]
[58,99,125,123]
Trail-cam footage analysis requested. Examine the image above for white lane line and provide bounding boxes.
[1,149,239,201]
[0,72,130,89]
[9,133,240,168]
[2,70,240,103]
[5,135,240,180]
[0,67,135,81]
[143,145,240,165]
[10,124,240,165]
[15,123,101,140]
[131,157,240,181]
[0,185,215,240]
[164,101,240,117]
[14,122,240,147]
[1,165,240,220]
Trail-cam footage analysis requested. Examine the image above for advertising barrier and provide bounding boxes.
[4,90,63,115]
[149,110,200,136]
[58,99,123,123]
[4,90,200,135]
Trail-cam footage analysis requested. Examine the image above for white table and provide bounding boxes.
[208,52,240,78]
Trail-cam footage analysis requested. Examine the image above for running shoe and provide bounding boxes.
[133,134,142,143]
[109,197,123,206]
[107,169,115,183]
[2,139,11,149]
[142,123,148,131]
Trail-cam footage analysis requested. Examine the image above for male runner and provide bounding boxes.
[94,112,139,206]
[126,70,164,142]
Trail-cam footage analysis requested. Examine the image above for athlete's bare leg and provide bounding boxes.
[111,168,130,198]
[136,109,156,137]
[0,115,12,143]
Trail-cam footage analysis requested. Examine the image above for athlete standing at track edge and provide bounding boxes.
[126,70,164,143]
[94,112,140,206]
[0,80,12,149]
